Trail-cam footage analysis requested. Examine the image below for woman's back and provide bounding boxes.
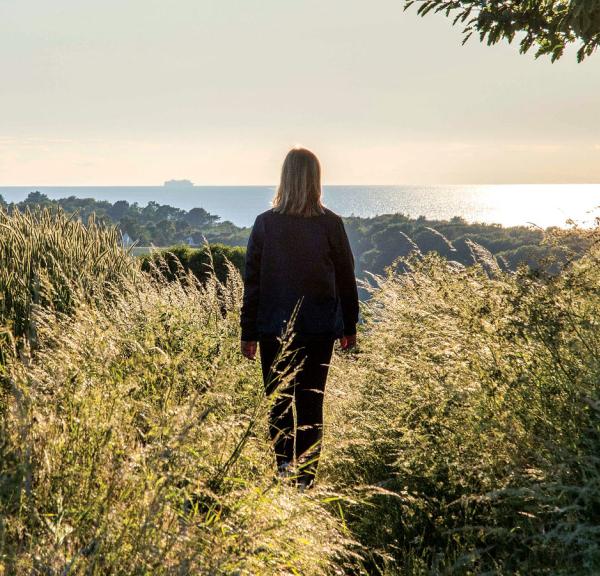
[240,207,357,340]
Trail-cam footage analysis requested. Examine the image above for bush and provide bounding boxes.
[140,244,246,284]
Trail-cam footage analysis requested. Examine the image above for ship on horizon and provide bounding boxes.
[164,179,194,187]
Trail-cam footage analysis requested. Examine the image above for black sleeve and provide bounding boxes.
[240,215,264,341]
[332,216,359,336]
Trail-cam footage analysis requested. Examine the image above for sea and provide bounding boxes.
[1,184,598,229]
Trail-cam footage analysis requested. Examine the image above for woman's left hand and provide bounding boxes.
[241,340,257,360]
[339,334,357,350]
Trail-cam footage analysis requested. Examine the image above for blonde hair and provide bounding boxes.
[272,147,325,217]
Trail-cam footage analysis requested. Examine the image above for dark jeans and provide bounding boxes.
[259,335,335,485]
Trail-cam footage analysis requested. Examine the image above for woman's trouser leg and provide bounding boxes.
[259,336,305,468]
[294,337,334,486]
[259,336,335,483]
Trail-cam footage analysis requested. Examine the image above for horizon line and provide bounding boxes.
[1,182,600,188]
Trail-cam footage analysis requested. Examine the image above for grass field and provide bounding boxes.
[1,208,599,574]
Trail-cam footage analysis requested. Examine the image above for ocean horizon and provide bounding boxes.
[1,184,598,229]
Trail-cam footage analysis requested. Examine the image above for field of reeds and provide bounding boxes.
[1,208,599,575]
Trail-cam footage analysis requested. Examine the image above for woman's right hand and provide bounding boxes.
[339,334,357,350]
[241,340,257,360]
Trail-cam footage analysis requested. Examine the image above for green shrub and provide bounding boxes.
[140,243,246,284]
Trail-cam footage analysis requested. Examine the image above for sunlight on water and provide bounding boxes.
[322,184,600,229]
[468,184,599,228]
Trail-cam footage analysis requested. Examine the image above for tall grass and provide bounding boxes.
[1,207,599,574]
[0,207,135,357]
[322,231,600,574]
[0,242,352,574]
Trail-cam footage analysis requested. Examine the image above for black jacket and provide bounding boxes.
[240,207,359,341]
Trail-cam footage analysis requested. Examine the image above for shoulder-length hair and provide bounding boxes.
[272,147,325,217]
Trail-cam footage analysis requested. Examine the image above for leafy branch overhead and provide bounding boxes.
[404,0,600,61]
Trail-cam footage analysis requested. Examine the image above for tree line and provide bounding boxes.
[2,192,592,280]
[0,192,248,247]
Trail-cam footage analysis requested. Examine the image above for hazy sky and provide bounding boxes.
[1,0,600,185]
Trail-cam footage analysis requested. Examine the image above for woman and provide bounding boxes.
[240,147,359,489]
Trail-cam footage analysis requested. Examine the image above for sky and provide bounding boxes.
[1,0,600,185]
